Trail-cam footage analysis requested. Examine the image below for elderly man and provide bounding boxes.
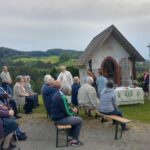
[57,66,73,90]
[0,65,12,96]
[78,77,99,116]
[41,75,56,113]
[50,81,83,146]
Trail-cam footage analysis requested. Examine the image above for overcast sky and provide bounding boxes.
[0,0,150,59]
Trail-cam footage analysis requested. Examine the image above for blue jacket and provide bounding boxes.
[41,84,56,112]
[71,83,80,105]
[50,91,73,121]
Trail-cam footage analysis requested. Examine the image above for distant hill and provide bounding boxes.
[0,47,82,59]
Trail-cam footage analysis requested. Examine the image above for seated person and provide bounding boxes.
[98,80,128,131]
[0,86,21,119]
[13,75,34,114]
[24,75,39,107]
[0,88,27,142]
[0,105,17,149]
[41,75,56,113]
[71,77,80,106]
[78,77,99,116]
[50,81,83,146]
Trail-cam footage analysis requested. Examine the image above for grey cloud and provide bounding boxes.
[0,0,150,58]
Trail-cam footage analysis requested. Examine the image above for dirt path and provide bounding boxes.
[16,114,150,150]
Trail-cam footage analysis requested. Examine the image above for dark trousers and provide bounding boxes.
[101,109,126,129]
[55,116,82,140]
[24,96,34,113]
[1,83,12,96]
[33,94,39,107]
[2,118,17,137]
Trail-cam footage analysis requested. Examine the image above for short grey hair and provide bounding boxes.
[60,84,71,95]
[44,74,52,84]
[86,76,94,85]
[16,75,23,82]
[73,76,79,83]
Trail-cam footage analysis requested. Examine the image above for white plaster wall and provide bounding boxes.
[92,35,130,70]
[79,35,131,85]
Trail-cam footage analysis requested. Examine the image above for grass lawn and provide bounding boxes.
[33,96,150,123]
[13,56,60,64]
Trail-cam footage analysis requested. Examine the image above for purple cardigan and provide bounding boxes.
[0,106,9,138]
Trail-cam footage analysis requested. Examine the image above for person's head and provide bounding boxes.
[2,65,8,72]
[133,80,138,88]
[73,76,80,84]
[98,68,103,76]
[26,75,31,82]
[60,66,66,72]
[44,74,54,85]
[16,75,24,83]
[86,76,94,85]
[106,80,114,89]
[60,84,71,95]
[54,80,61,90]
[87,69,93,78]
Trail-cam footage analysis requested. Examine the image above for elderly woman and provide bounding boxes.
[78,76,99,109]
[41,75,56,113]
[24,75,39,107]
[71,77,80,106]
[13,75,34,114]
[50,81,83,146]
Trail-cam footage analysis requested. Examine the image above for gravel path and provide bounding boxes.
[15,114,150,150]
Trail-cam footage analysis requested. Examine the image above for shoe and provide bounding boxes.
[10,141,16,148]
[70,140,84,146]
[122,126,129,131]
[1,147,12,150]
[17,134,27,141]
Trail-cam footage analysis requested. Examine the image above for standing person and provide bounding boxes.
[98,80,128,131]
[57,66,73,90]
[71,77,81,106]
[96,68,107,98]
[86,69,97,92]
[50,81,83,146]
[143,71,149,97]
[0,65,12,96]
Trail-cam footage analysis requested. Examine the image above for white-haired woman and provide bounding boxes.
[13,75,34,114]
[78,76,99,116]
[41,75,56,113]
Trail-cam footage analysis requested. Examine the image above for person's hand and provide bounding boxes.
[72,107,78,113]
[2,93,8,99]
[9,109,14,116]
[25,93,30,96]
[2,106,8,110]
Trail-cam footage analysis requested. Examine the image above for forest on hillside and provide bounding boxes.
[0,47,149,93]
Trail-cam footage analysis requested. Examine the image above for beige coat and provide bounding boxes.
[13,82,26,105]
[78,83,99,109]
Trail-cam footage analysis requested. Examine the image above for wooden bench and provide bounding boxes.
[55,124,71,147]
[97,112,131,140]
